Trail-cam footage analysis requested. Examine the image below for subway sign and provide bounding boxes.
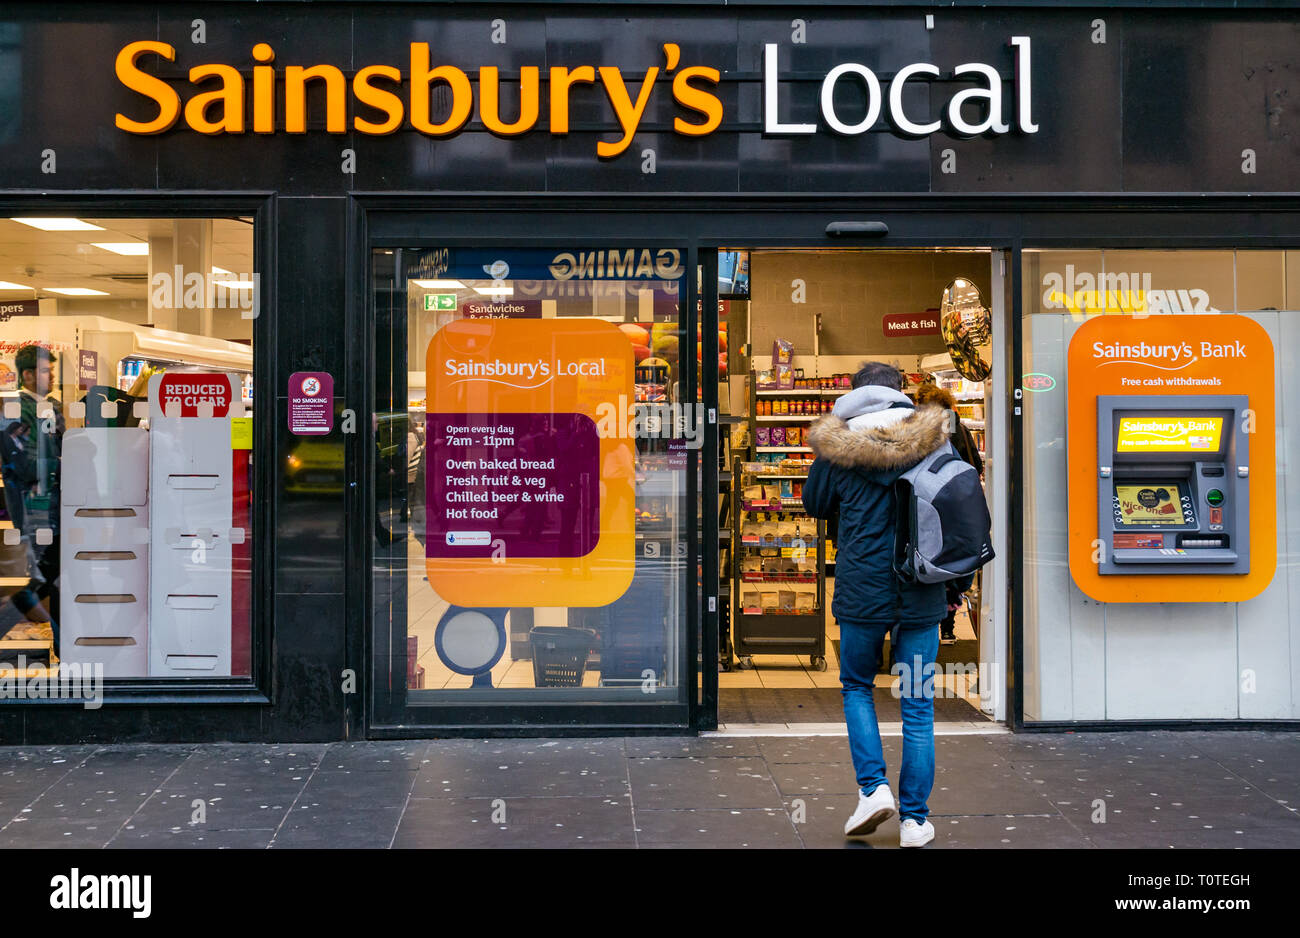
[114,37,1037,156]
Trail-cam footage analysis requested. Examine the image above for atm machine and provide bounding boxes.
[1096,394,1249,575]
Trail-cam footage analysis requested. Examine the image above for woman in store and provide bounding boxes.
[915,382,983,477]
[915,382,983,645]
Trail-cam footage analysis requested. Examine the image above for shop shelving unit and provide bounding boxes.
[722,378,847,670]
[717,415,743,669]
[729,457,827,670]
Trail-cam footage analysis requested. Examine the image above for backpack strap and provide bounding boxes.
[927,452,962,474]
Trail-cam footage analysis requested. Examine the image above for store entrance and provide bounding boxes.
[714,248,1007,728]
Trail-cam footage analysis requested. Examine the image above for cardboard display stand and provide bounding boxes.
[60,427,150,677]
[147,372,240,675]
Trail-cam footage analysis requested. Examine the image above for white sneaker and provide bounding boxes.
[844,784,895,836]
[899,818,935,848]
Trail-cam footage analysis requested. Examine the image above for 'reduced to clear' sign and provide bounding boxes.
[157,373,233,417]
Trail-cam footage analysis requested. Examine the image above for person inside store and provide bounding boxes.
[914,381,985,645]
[802,361,950,848]
[0,345,63,654]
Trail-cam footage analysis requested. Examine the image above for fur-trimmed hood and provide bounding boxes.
[808,391,950,471]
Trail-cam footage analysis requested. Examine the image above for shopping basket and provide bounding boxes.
[529,626,597,687]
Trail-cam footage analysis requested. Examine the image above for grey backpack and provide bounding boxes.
[893,443,995,584]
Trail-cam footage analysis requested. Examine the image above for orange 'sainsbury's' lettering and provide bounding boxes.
[409,43,472,136]
[285,64,347,133]
[479,66,540,136]
[115,41,181,134]
[252,42,276,133]
[353,65,404,134]
[185,63,244,134]
[672,66,723,136]
[597,65,658,158]
[549,65,597,134]
[113,39,731,154]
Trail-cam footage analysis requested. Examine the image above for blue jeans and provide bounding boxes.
[838,618,939,822]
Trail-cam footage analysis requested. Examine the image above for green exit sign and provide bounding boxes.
[424,293,456,311]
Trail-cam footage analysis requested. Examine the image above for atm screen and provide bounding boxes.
[1115,415,1224,454]
[1114,483,1188,526]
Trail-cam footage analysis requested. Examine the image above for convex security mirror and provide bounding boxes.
[940,278,992,382]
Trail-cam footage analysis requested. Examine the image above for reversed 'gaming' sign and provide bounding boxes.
[426,318,635,608]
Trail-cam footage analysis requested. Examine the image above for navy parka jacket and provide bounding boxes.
[801,386,950,626]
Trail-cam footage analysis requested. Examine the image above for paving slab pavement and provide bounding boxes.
[0,731,1295,849]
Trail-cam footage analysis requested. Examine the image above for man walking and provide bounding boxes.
[802,362,950,847]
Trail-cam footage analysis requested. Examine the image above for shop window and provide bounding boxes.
[1235,251,1286,312]
[1287,250,1300,311]
[1020,248,1300,721]
[0,216,256,687]
[372,247,693,705]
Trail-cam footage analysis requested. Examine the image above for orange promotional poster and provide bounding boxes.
[1066,314,1275,603]
[425,318,635,607]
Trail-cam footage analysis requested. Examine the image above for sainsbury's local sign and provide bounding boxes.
[113,37,1037,155]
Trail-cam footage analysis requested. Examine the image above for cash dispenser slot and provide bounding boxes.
[1177,534,1228,549]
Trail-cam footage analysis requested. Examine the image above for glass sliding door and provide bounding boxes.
[370,244,701,729]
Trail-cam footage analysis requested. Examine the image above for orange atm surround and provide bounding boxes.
[1066,314,1275,604]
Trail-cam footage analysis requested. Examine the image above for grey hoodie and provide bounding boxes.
[833,385,915,434]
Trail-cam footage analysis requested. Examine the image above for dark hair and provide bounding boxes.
[14,345,54,378]
[851,361,903,391]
